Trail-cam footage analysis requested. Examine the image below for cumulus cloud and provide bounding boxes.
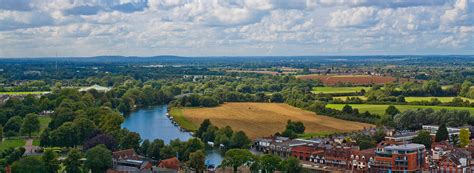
[0,0,473,57]
[328,7,378,28]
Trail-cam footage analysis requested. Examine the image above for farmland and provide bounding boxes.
[404,97,474,103]
[173,102,373,139]
[297,74,404,85]
[0,91,50,95]
[333,96,474,103]
[327,104,474,116]
[312,86,370,94]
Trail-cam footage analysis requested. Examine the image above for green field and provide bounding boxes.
[169,108,198,131]
[327,104,474,116]
[312,87,370,94]
[333,96,473,103]
[0,91,50,95]
[405,97,474,103]
[333,96,368,101]
[0,139,26,151]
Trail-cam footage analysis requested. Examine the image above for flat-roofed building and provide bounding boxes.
[373,143,426,172]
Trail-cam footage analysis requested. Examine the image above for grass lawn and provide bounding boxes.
[333,96,368,101]
[312,87,370,94]
[176,102,373,139]
[31,116,51,137]
[333,96,473,103]
[405,97,474,103]
[0,91,50,95]
[32,139,40,146]
[169,108,198,131]
[0,139,26,151]
[327,104,474,116]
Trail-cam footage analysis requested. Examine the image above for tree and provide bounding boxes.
[50,122,78,147]
[230,131,251,149]
[449,134,459,147]
[120,131,141,151]
[285,120,305,134]
[260,154,282,173]
[0,125,3,141]
[385,105,400,117]
[187,150,206,173]
[355,134,376,150]
[459,128,470,147]
[342,104,353,114]
[147,139,165,160]
[20,113,40,137]
[11,157,47,173]
[85,145,113,173]
[4,116,23,134]
[373,128,386,143]
[42,149,60,173]
[64,149,83,173]
[222,149,255,172]
[412,130,433,149]
[73,118,97,143]
[270,93,284,103]
[39,128,51,147]
[98,112,124,133]
[460,81,472,96]
[184,138,205,161]
[435,124,449,142]
[280,157,302,173]
[83,134,117,151]
[196,119,211,139]
[140,139,151,156]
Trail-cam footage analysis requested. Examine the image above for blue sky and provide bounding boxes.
[0,0,473,57]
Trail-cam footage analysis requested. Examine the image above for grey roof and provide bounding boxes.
[385,143,425,151]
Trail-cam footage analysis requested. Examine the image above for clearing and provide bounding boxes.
[0,91,50,95]
[297,75,404,85]
[312,87,370,94]
[173,102,373,139]
[332,96,473,103]
[327,104,474,116]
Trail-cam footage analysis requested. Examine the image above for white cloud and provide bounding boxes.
[328,7,378,28]
[0,0,473,57]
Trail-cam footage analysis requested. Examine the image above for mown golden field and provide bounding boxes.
[177,102,374,139]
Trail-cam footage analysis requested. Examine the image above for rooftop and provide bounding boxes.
[385,143,425,151]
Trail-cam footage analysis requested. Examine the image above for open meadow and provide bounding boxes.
[172,102,373,139]
[297,74,403,85]
[312,86,370,94]
[0,91,50,95]
[327,104,474,116]
[333,96,474,103]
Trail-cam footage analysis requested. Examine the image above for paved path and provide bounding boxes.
[24,138,34,154]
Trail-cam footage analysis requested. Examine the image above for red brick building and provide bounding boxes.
[373,143,425,172]
[291,146,321,161]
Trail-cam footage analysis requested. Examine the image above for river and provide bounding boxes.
[121,105,223,166]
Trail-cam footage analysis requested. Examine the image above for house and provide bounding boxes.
[158,157,180,171]
[321,147,352,169]
[384,131,418,142]
[113,149,140,160]
[110,149,151,172]
[291,145,321,161]
[437,149,471,173]
[349,149,375,172]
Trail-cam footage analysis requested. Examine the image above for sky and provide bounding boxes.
[0,0,473,57]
